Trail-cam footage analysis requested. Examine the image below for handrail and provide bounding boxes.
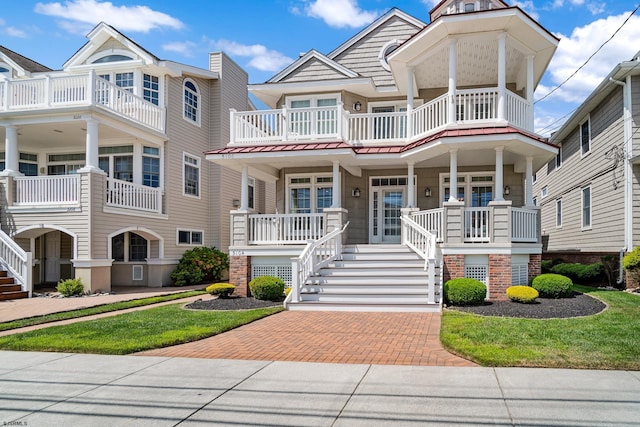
[401,215,438,304]
[0,229,32,297]
[286,222,349,307]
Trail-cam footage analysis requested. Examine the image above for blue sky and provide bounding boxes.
[1,0,639,135]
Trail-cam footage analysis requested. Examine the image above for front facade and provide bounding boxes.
[208,1,559,309]
[0,23,256,295]
[533,51,640,271]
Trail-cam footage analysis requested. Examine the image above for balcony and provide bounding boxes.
[230,88,531,146]
[0,72,165,133]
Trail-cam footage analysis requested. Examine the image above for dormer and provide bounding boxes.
[429,0,509,21]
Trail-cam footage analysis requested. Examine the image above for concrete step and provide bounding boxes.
[329,260,427,269]
[301,284,433,294]
[306,276,428,285]
[286,301,441,312]
[300,293,434,303]
[316,267,428,277]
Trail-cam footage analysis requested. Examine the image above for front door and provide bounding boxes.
[371,186,405,244]
[45,231,61,283]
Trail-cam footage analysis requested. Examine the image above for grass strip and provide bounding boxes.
[0,290,206,332]
[440,285,640,370]
[0,304,283,354]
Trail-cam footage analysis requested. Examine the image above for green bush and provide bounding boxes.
[249,276,285,301]
[623,247,640,271]
[443,278,487,306]
[541,258,564,274]
[506,285,538,304]
[170,247,229,286]
[600,255,620,287]
[56,278,85,297]
[550,262,603,284]
[205,283,235,298]
[531,273,573,298]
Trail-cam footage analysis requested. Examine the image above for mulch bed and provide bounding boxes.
[449,291,607,319]
[186,296,283,311]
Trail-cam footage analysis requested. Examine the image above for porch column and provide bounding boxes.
[331,160,341,208]
[1,125,20,176]
[495,146,504,201]
[240,164,249,211]
[525,156,534,207]
[527,55,535,130]
[407,161,415,208]
[497,33,507,122]
[406,67,414,139]
[448,38,457,125]
[449,148,458,202]
[79,119,100,173]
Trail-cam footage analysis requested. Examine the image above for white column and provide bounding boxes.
[2,125,19,176]
[449,148,458,202]
[525,156,534,207]
[407,161,415,208]
[527,55,535,130]
[497,33,507,121]
[406,67,414,139]
[240,165,249,211]
[495,146,504,201]
[79,119,100,173]
[332,160,341,208]
[448,38,457,125]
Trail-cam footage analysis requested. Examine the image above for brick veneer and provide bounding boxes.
[443,255,464,283]
[528,253,541,281]
[489,254,511,301]
[229,256,251,297]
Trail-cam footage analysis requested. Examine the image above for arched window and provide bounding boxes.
[379,40,402,72]
[92,54,134,64]
[183,79,200,124]
[0,63,11,79]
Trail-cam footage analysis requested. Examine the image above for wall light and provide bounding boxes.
[353,101,362,111]
[232,199,241,208]
[504,186,510,196]
[424,187,432,197]
[352,187,361,197]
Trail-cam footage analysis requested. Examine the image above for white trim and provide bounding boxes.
[379,39,403,72]
[581,185,592,230]
[86,49,136,65]
[12,224,79,261]
[132,264,144,281]
[107,226,165,260]
[369,175,412,244]
[182,152,201,199]
[71,259,114,268]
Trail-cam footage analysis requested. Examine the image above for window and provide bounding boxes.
[532,196,537,206]
[177,229,203,245]
[183,79,200,124]
[287,95,339,137]
[440,173,494,206]
[541,186,548,199]
[582,186,591,229]
[115,72,134,93]
[143,74,159,105]
[98,146,134,182]
[0,152,38,175]
[465,3,475,12]
[143,146,160,188]
[556,199,562,228]
[378,39,401,72]
[248,177,255,210]
[183,153,200,197]
[112,232,147,262]
[48,153,85,175]
[555,145,562,169]
[92,54,133,64]
[0,63,11,78]
[580,118,591,156]
[287,174,333,213]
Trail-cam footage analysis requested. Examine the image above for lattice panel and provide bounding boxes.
[251,265,293,287]
[464,265,488,285]
[511,264,529,286]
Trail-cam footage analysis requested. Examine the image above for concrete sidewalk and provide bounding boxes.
[1,351,639,426]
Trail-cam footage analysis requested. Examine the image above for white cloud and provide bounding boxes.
[5,27,28,38]
[511,1,539,20]
[208,39,294,72]
[162,41,197,58]
[34,0,184,34]
[420,0,440,7]
[304,0,379,28]
[537,11,640,104]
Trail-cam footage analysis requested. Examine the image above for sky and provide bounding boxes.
[1,0,639,136]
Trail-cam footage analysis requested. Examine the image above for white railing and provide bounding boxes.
[506,91,530,130]
[456,88,498,122]
[412,93,448,137]
[401,215,438,304]
[348,111,407,143]
[14,175,79,206]
[286,222,349,306]
[230,109,284,144]
[512,207,538,242]
[248,213,325,244]
[464,207,491,242]
[105,177,163,214]
[0,230,32,297]
[411,208,444,242]
[0,74,164,132]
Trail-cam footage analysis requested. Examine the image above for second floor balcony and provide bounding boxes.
[230,87,531,146]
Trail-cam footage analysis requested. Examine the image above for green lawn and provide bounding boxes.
[441,286,640,370]
[0,304,283,354]
[0,290,207,332]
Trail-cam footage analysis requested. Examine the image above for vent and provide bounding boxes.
[132,265,143,281]
[511,264,529,286]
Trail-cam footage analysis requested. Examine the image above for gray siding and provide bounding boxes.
[280,58,347,83]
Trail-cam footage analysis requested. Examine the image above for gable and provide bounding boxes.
[0,45,51,77]
[278,57,352,83]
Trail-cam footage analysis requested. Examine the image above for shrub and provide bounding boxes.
[56,278,85,297]
[506,285,538,304]
[531,273,573,298]
[600,255,620,287]
[249,276,285,301]
[550,262,603,284]
[623,247,640,271]
[205,283,235,298]
[443,278,487,306]
[170,247,229,286]
[541,258,564,274]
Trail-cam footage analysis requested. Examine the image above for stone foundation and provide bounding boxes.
[229,256,251,297]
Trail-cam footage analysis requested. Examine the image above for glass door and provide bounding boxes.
[371,186,404,244]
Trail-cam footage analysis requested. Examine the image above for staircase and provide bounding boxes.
[0,270,28,301]
[287,245,441,312]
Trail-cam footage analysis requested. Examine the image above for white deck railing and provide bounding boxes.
[105,177,163,214]
[464,207,491,242]
[14,175,80,205]
[0,230,32,297]
[411,208,444,242]
[456,88,498,122]
[412,93,448,137]
[512,207,538,242]
[286,222,348,306]
[401,215,438,304]
[506,91,530,130]
[0,73,164,132]
[348,111,407,143]
[248,213,326,244]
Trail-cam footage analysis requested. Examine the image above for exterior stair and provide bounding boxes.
[0,270,28,301]
[287,244,441,312]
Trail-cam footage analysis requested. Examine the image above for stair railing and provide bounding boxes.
[286,222,349,307]
[401,214,438,304]
[0,229,33,297]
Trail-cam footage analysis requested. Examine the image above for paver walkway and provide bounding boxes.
[138,310,477,366]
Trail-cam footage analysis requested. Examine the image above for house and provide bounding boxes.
[206,0,560,311]
[0,22,260,298]
[533,51,640,284]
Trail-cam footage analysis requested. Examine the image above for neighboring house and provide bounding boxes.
[207,0,559,311]
[533,51,640,275]
[0,22,261,298]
